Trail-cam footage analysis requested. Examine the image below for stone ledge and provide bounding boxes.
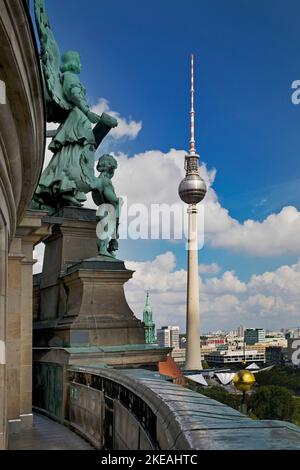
[68,367,300,450]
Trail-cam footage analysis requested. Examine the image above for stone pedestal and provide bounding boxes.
[33,208,162,367]
[35,207,100,324]
[56,258,145,347]
[34,257,145,348]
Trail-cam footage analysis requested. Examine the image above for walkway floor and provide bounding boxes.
[8,414,94,450]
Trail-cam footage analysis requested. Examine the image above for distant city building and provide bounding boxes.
[205,349,265,365]
[171,348,186,366]
[245,338,287,352]
[201,336,226,348]
[266,346,287,365]
[244,328,266,345]
[246,344,266,354]
[143,292,156,344]
[285,328,300,340]
[157,328,170,348]
[172,347,208,366]
[261,337,287,348]
[201,345,220,354]
[236,325,245,337]
[265,330,284,338]
[227,330,235,338]
[157,326,180,349]
[170,326,180,349]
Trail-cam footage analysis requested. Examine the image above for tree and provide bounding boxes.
[255,366,300,395]
[249,385,296,422]
[294,397,300,426]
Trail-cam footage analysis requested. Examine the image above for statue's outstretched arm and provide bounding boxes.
[68,85,101,124]
[69,86,89,114]
[103,184,119,206]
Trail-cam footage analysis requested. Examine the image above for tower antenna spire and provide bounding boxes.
[190,53,196,155]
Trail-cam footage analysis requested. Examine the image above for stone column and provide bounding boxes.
[5,211,51,435]
[185,204,202,370]
[6,239,23,433]
[19,240,36,429]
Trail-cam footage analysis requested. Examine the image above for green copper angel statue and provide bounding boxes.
[31,0,118,214]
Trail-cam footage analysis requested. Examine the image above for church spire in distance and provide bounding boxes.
[143,291,156,344]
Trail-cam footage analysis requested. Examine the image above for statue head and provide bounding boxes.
[60,51,82,74]
[97,154,118,178]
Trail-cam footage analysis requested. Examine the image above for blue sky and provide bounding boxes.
[31,0,300,331]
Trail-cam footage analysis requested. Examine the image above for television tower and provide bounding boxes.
[178,54,207,370]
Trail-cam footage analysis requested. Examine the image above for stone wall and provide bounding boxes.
[33,365,300,450]
[35,365,157,449]
[0,215,8,449]
[68,381,155,450]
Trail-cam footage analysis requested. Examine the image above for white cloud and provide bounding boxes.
[199,263,221,274]
[103,149,300,257]
[33,243,45,275]
[42,123,59,169]
[248,259,300,298]
[126,251,186,294]
[124,251,300,331]
[112,149,215,206]
[245,295,281,314]
[210,206,300,256]
[201,294,241,317]
[91,98,142,140]
[204,271,247,295]
[32,240,300,331]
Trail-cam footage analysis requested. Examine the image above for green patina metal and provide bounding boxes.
[33,362,63,419]
[70,384,78,401]
[143,292,157,344]
[64,344,164,354]
[31,0,118,214]
[92,154,121,258]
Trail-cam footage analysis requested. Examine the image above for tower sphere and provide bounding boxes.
[178,173,207,204]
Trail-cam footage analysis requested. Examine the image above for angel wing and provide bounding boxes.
[34,0,72,122]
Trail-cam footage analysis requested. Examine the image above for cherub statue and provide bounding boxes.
[91,155,121,258]
[31,0,118,214]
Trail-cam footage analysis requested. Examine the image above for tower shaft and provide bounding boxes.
[185,203,202,370]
